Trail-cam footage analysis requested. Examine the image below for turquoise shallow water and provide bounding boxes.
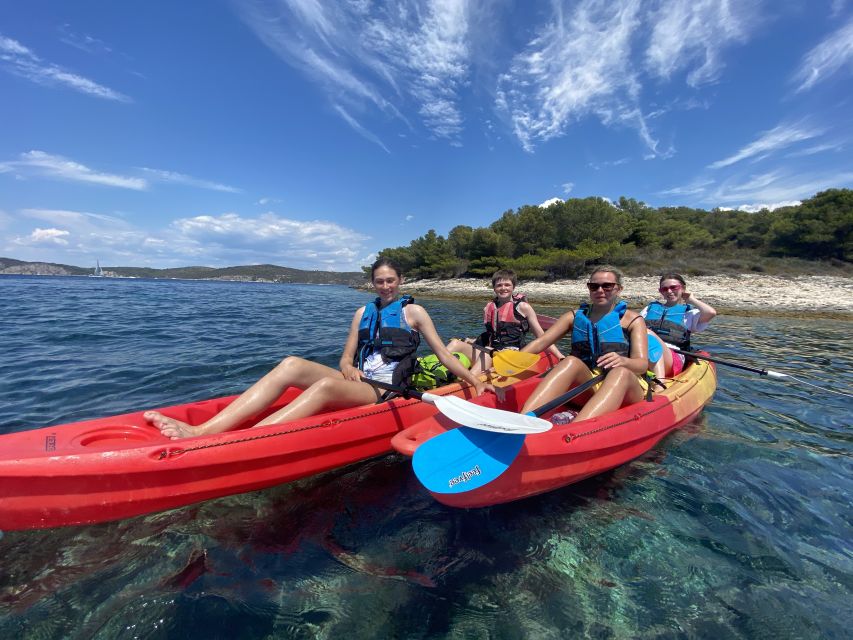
[0,276,851,639]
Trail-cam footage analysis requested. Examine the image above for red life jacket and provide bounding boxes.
[482,293,530,350]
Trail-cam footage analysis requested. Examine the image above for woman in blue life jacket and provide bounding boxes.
[518,266,649,421]
[644,273,717,378]
[446,269,564,374]
[145,258,494,440]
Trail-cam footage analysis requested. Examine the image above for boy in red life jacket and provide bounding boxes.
[446,269,564,375]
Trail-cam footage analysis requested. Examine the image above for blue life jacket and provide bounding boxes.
[570,301,630,369]
[644,301,693,349]
[356,295,421,386]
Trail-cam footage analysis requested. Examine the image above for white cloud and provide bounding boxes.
[562,182,574,194]
[405,214,414,221]
[645,0,755,87]
[588,157,630,171]
[539,197,563,208]
[791,17,853,92]
[711,170,853,204]
[171,212,371,269]
[708,123,824,169]
[734,200,801,213]
[58,25,113,55]
[333,104,390,153]
[235,0,471,144]
[6,208,373,271]
[657,178,714,197]
[139,168,242,193]
[496,1,644,153]
[23,228,71,246]
[0,33,129,101]
[0,151,147,189]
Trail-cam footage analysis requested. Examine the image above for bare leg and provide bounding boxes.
[520,357,592,413]
[652,351,667,379]
[145,356,343,439]
[445,339,492,375]
[575,367,645,420]
[255,377,381,425]
[660,345,674,377]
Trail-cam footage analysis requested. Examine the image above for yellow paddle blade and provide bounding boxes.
[491,350,540,377]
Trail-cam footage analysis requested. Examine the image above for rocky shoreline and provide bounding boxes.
[401,275,853,319]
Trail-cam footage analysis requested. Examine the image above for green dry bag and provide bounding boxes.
[410,352,471,390]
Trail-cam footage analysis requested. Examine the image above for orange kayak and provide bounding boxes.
[392,356,717,508]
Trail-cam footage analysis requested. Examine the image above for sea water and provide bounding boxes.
[0,275,851,639]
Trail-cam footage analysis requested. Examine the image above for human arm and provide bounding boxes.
[681,289,717,324]
[338,306,366,381]
[595,312,649,375]
[520,310,574,354]
[520,302,564,359]
[407,305,494,396]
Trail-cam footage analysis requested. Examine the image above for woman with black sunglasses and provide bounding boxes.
[519,266,649,422]
[643,273,718,378]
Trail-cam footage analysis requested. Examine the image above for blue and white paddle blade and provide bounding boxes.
[412,427,526,495]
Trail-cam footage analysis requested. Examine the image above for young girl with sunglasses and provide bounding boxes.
[518,266,649,421]
[643,273,717,378]
[145,258,494,439]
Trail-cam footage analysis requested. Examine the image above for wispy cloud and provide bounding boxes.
[0,151,147,189]
[645,0,755,87]
[140,168,242,193]
[235,0,471,145]
[657,178,714,197]
[0,33,129,101]
[562,182,574,194]
[495,0,758,154]
[496,1,643,152]
[588,157,630,171]
[333,105,391,153]
[708,122,824,169]
[57,25,113,55]
[711,169,853,204]
[791,17,853,92]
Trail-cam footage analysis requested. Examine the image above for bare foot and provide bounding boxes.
[143,411,202,440]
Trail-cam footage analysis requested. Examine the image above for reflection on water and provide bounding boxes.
[1,276,851,638]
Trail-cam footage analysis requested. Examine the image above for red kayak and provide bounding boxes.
[392,356,717,508]
[0,355,557,531]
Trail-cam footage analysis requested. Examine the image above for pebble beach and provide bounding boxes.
[401,274,853,319]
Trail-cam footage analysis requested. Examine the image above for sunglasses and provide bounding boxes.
[586,282,618,292]
[659,285,682,292]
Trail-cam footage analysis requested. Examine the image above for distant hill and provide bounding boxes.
[0,258,366,285]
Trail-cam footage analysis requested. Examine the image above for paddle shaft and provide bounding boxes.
[530,373,606,417]
[670,348,787,378]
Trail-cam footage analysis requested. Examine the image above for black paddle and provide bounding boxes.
[670,348,789,378]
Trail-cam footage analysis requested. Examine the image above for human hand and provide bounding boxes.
[596,352,628,370]
[681,289,694,304]
[473,380,496,397]
[340,363,362,381]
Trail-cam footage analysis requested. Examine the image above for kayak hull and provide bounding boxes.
[0,355,557,531]
[392,356,717,508]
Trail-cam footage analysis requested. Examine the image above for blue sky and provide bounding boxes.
[1,1,852,271]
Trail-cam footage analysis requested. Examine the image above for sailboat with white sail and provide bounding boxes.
[89,260,105,277]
